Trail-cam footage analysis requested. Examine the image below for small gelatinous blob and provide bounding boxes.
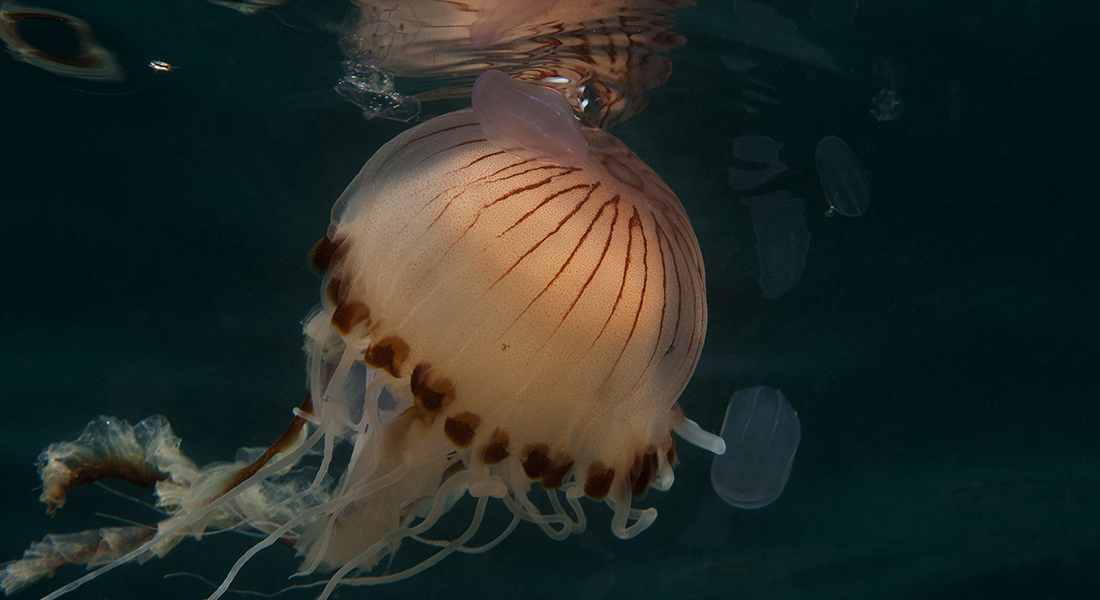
[809,0,860,27]
[742,190,810,299]
[871,56,905,121]
[815,135,870,216]
[871,89,904,122]
[472,69,587,166]
[727,135,787,191]
[711,386,801,509]
[0,4,124,81]
[470,0,561,46]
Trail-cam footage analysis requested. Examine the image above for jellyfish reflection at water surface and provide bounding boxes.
[1,2,734,599]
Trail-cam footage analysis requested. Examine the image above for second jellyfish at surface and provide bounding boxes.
[711,386,801,509]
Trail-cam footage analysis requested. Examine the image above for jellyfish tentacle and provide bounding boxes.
[315,469,477,598]
[412,511,521,554]
[498,485,573,540]
[546,486,587,534]
[672,416,726,455]
[651,447,676,491]
[0,526,156,596]
[294,506,338,578]
[296,373,383,583]
[564,487,589,532]
[606,487,658,540]
[334,371,392,493]
[40,414,332,600]
[208,434,420,600]
[322,332,364,404]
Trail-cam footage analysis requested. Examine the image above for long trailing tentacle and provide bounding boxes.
[40,416,332,600]
[410,512,521,555]
[314,469,481,599]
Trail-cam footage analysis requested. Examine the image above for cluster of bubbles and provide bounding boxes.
[333,59,421,122]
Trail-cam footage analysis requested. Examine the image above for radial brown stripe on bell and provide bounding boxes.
[443,412,481,448]
[629,450,660,498]
[330,300,370,335]
[364,336,409,378]
[410,363,455,413]
[584,464,616,500]
[600,152,646,191]
[482,429,510,465]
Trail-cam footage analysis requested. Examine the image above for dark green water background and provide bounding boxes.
[2,1,1097,599]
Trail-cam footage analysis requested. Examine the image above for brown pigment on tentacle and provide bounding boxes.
[222,394,314,493]
[42,457,170,516]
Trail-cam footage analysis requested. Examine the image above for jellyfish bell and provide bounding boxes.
[297,105,722,577]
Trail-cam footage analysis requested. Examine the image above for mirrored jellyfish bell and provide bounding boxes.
[470,0,561,45]
[711,386,801,509]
